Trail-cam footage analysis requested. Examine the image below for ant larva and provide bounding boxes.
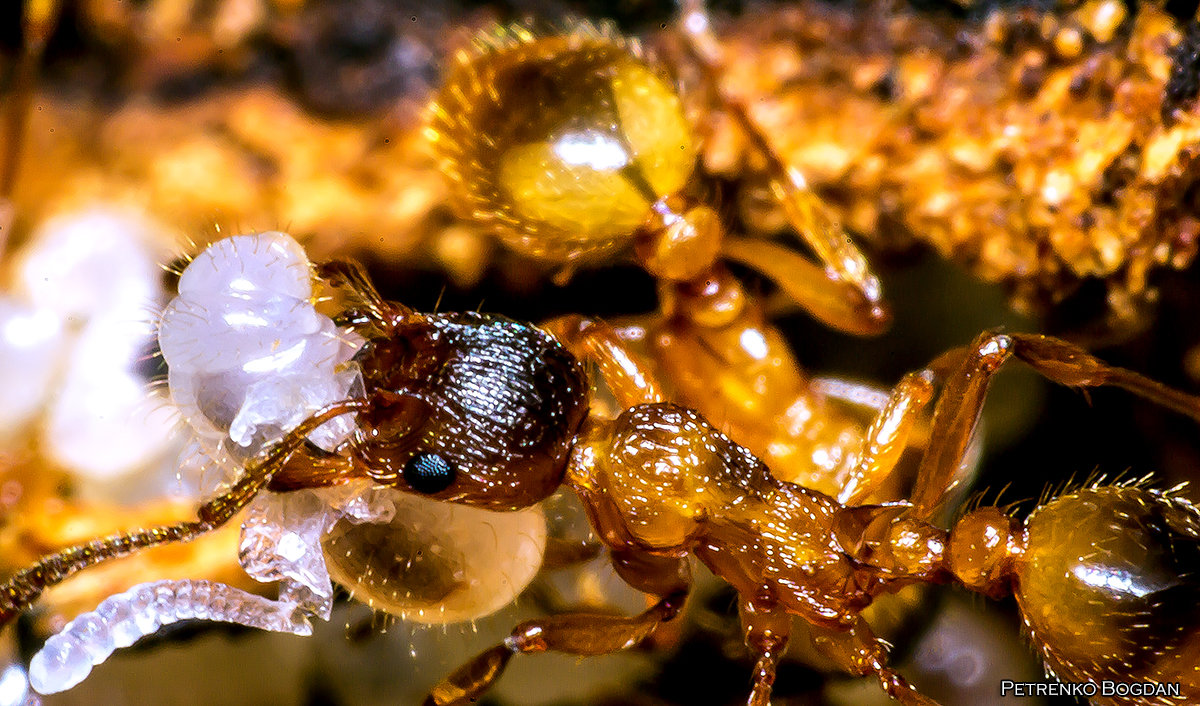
[3,229,1199,706]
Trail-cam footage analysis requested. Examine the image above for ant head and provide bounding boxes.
[352,311,589,511]
[429,26,697,263]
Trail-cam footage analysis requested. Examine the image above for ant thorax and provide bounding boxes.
[26,231,553,695]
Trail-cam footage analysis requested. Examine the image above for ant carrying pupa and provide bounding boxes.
[1,229,1197,706]
[2,3,1198,704]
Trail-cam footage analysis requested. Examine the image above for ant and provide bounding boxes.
[424,13,921,499]
[427,7,888,334]
[3,230,1200,705]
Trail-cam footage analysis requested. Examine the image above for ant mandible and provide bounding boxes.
[1,230,1199,705]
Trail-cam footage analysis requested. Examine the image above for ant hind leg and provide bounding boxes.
[1007,333,1200,421]
[809,618,942,706]
[424,552,689,706]
[673,0,889,336]
[908,332,1200,516]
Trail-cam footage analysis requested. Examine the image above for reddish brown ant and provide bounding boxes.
[424,18,912,501]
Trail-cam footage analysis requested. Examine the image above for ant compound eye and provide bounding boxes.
[403,452,457,494]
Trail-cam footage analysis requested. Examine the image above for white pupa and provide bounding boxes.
[156,231,364,472]
[0,209,179,483]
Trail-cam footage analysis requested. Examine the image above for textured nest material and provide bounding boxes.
[688,0,1200,322]
[10,0,1200,319]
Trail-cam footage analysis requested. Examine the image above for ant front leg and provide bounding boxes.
[831,372,936,506]
[424,551,690,706]
[0,400,363,625]
[909,332,1200,515]
[674,0,888,336]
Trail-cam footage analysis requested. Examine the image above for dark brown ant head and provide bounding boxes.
[351,311,589,511]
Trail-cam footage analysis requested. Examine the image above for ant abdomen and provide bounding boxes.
[953,486,1200,702]
[322,488,547,624]
[1015,486,1200,701]
[430,28,696,262]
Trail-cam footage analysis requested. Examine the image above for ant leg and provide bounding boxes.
[0,0,62,257]
[540,538,604,570]
[0,400,364,626]
[909,332,1200,515]
[809,618,941,706]
[739,599,792,706]
[905,333,1024,515]
[812,377,896,415]
[813,376,936,449]
[1007,333,1200,420]
[424,551,689,706]
[833,372,936,506]
[674,2,888,336]
[541,315,666,407]
[722,234,888,337]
